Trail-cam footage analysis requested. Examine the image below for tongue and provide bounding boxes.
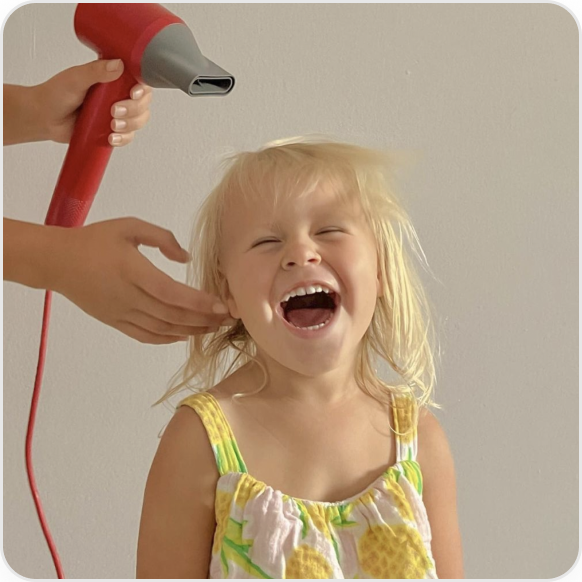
[286,307,333,328]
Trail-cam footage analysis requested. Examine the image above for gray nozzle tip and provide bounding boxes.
[142,24,235,97]
[189,76,234,96]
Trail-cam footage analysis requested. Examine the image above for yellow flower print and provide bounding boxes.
[384,477,415,522]
[303,503,334,541]
[357,524,434,578]
[234,474,267,508]
[285,544,334,579]
[358,490,377,506]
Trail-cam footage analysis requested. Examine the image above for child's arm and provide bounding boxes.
[418,409,465,579]
[136,406,219,578]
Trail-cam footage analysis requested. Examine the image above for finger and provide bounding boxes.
[61,59,125,97]
[124,219,190,263]
[135,270,231,318]
[111,91,152,119]
[108,131,135,147]
[131,282,236,328]
[130,84,153,100]
[110,109,151,133]
[126,310,223,337]
[117,323,190,345]
[123,224,232,315]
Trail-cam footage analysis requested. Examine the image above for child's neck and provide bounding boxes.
[242,360,362,408]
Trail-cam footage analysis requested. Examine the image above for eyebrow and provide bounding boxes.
[253,210,354,231]
[253,220,282,231]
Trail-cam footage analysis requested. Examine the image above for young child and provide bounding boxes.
[136,137,464,579]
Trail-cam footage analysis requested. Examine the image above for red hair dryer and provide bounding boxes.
[45,2,234,227]
[28,4,234,578]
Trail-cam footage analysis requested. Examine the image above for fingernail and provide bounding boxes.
[212,303,229,314]
[132,88,144,99]
[114,106,127,117]
[106,59,122,72]
[110,134,122,145]
[113,119,127,131]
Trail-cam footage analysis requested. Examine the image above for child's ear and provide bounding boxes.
[218,277,230,302]
[219,277,240,319]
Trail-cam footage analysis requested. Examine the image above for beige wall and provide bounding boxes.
[3,3,578,579]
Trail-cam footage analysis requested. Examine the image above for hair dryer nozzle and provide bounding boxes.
[141,24,234,96]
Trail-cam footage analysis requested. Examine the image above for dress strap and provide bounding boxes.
[390,391,419,463]
[178,392,248,476]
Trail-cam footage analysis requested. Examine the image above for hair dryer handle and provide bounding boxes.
[44,72,136,227]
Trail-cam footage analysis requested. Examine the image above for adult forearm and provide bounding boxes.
[3,84,47,145]
[3,218,65,290]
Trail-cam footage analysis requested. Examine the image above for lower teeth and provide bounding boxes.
[292,316,332,331]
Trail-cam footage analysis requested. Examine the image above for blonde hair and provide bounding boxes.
[154,135,444,430]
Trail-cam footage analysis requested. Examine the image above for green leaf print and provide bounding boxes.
[387,466,402,483]
[331,533,340,563]
[231,440,248,472]
[223,538,273,579]
[329,503,358,528]
[295,501,309,538]
[220,546,228,575]
[219,518,273,579]
[399,461,423,496]
[214,443,226,474]
[410,461,423,495]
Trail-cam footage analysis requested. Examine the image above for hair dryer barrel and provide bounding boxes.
[45,3,234,227]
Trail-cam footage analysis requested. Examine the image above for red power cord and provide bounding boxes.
[25,289,65,579]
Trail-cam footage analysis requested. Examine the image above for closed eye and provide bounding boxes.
[252,229,343,248]
[252,239,279,247]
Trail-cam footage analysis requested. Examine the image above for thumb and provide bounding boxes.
[64,59,125,95]
[126,219,191,263]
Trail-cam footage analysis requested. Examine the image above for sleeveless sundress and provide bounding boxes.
[178,390,438,579]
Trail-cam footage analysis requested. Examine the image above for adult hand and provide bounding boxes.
[49,217,236,344]
[34,58,152,147]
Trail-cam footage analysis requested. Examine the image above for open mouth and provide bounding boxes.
[278,291,340,331]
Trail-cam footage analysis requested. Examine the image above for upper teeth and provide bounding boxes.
[281,285,333,304]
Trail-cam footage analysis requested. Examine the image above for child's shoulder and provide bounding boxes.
[205,380,239,401]
[416,406,453,473]
[177,370,253,435]
[177,371,242,408]
[203,364,262,407]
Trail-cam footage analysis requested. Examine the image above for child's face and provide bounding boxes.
[219,180,382,376]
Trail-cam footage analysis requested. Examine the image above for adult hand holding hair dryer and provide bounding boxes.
[45,2,234,227]
[28,4,234,578]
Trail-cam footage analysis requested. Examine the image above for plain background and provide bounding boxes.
[3,2,578,579]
